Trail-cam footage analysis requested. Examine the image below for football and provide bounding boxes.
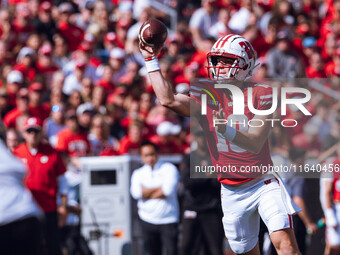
[139,19,168,48]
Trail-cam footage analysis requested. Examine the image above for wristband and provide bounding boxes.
[145,58,160,73]
[222,125,237,141]
[325,208,337,227]
[144,56,157,61]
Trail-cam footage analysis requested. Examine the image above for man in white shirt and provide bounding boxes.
[130,141,179,255]
[0,125,42,255]
[189,0,218,50]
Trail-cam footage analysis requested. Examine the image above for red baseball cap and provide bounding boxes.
[24,117,42,131]
[77,43,92,52]
[105,32,117,43]
[40,1,52,12]
[29,82,44,92]
[116,19,130,29]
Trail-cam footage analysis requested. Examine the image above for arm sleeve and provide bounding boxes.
[130,170,142,200]
[161,163,179,197]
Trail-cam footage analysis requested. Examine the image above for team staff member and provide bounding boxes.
[139,34,301,255]
[130,141,179,255]
[14,117,68,255]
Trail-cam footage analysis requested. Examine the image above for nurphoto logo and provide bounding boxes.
[198,83,312,128]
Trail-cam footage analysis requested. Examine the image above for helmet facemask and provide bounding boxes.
[207,53,248,80]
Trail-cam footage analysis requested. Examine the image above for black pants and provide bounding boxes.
[0,216,42,255]
[43,211,61,255]
[60,225,93,255]
[140,219,178,255]
[180,210,224,255]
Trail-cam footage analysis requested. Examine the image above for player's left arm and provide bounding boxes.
[232,113,273,154]
[215,105,272,154]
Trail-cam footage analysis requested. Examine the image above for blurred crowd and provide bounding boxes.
[0,0,340,254]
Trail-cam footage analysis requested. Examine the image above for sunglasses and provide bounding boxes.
[26,128,41,134]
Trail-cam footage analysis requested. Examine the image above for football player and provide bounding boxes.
[140,34,301,255]
[320,143,340,255]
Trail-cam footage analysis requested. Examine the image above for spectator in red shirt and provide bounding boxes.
[321,33,337,64]
[13,46,36,83]
[306,52,326,78]
[325,47,340,77]
[149,121,182,154]
[5,70,24,108]
[36,44,59,85]
[55,109,91,165]
[115,19,131,49]
[13,117,67,255]
[104,32,118,52]
[57,3,84,52]
[140,92,153,121]
[118,61,140,86]
[28,82,51,122]
[174,62,200,86]
[10,3,35,49]
[3,88,29,128]
[146,104,180,132]
[95,64,115,94]
[118,120,145,155]
[120,100,142,131]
